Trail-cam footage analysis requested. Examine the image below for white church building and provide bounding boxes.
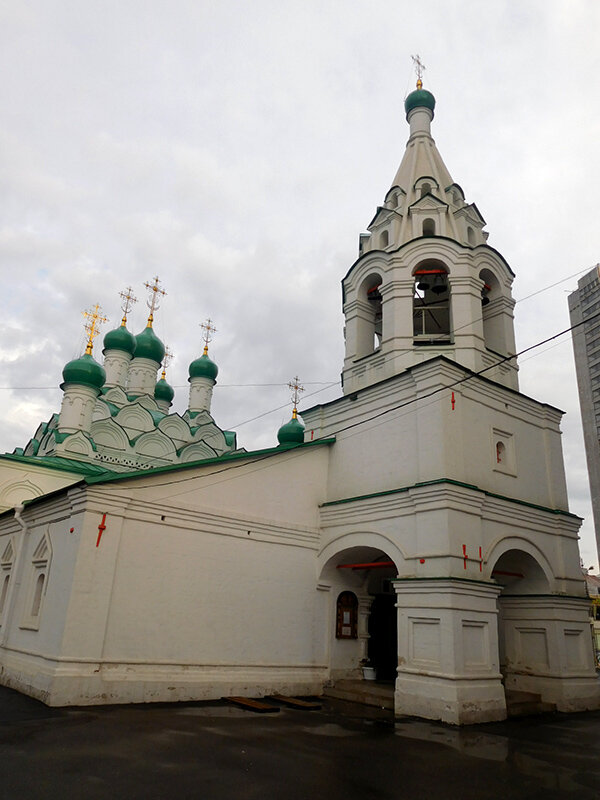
[0,82,598,725]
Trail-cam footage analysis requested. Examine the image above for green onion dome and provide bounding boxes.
[134,326,165,364]
[103,323,136,356]
[188,352,218,381]
[404,88,436,118]
[62,353,106,390]
[277,415,305,446]
[154,376,174,404]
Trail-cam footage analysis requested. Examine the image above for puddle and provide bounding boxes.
[301,723,359,737]
[176,706,255,718]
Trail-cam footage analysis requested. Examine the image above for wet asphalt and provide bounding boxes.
[0,686,599,799]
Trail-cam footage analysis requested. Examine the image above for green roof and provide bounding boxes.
[405,88,436,117]
[0,453,116,477]
[62,353,106,390]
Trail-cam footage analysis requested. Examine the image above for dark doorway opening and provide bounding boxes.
[367,594,397,681]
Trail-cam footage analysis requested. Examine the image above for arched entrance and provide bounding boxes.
[320,545,398,684]
[490,547,552,701]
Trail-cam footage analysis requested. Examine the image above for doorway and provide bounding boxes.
[367,593,397,681]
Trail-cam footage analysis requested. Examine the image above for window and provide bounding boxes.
[422,218,435,237]
[492,429,516,475]
[467,226,475,245]
[379,230,389,248]
[479,268,506,353]
[336,591,358,639]
[413,262,451,344]
[356,273,384,357]
[420,182,431,197]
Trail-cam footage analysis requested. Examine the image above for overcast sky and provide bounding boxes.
[1,1,599,563]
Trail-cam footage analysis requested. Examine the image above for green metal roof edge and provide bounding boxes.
[84,437,337,486]
[0,453,116,477]
[320,477,581,520]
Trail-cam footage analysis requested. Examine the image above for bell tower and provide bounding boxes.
[341,77,518,395]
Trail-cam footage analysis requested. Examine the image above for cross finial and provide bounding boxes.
[143,276,166,327]
[287,375,304,419]
[411,54,425,89]
[118,286,137,326]
[200,318,217,356]
[161,345,173,381]
[82,303,108,355]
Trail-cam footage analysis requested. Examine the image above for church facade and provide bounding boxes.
[0,84,598,724]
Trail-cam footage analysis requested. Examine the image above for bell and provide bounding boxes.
[481,295,490,307]
[417,280,430,291]
[431,276,447,295]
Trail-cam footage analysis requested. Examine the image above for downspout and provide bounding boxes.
[0,504,29,649]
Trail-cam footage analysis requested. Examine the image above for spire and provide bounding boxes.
[288,375,304,420]
[160,346,173,382]
[277,376,305,445]
[200,318,217,356]
[143,276,166,328]
[119,286,137,327]
[82,304,108,356]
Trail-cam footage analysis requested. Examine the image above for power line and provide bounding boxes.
[91,307,600,492]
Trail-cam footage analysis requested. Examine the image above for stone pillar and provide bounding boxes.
[127,357,160,397]
[188,376,215,414]
[103,350,133,389]
[394,578,506,725]
[499,595,600,712]
[58,385,100,435]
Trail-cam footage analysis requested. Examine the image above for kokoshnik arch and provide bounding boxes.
[0,79,597,725]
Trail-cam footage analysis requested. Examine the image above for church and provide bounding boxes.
[0,79,598,725]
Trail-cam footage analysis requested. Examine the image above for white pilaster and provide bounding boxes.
[394,578,506,724]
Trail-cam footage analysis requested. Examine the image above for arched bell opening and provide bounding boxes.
[479,268,506,354]
[356,273,383,357]
[490,548,553,694]
[412,260,451,345]
[320,546,398,683]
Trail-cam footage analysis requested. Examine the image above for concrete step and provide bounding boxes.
[505,690,557,717]
[323,680,395,710]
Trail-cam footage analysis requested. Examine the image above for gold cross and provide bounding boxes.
[82,304,108,355]
[161,345,173,380]
[144,276,166,326]
[288,376,304,418]
[200,318,217,355]
[119,286,138,326]
[411,54,425,89]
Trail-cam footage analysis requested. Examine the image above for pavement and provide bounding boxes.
[1,686,599,799]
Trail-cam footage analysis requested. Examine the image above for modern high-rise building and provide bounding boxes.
[568,265,600,562]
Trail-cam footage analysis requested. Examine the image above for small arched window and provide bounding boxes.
[467,227,475,245]
[379,230,389,249]
[336,591,358,639]
[423,218,435,237]
[496,442,505,464]
[421,182,431,197]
